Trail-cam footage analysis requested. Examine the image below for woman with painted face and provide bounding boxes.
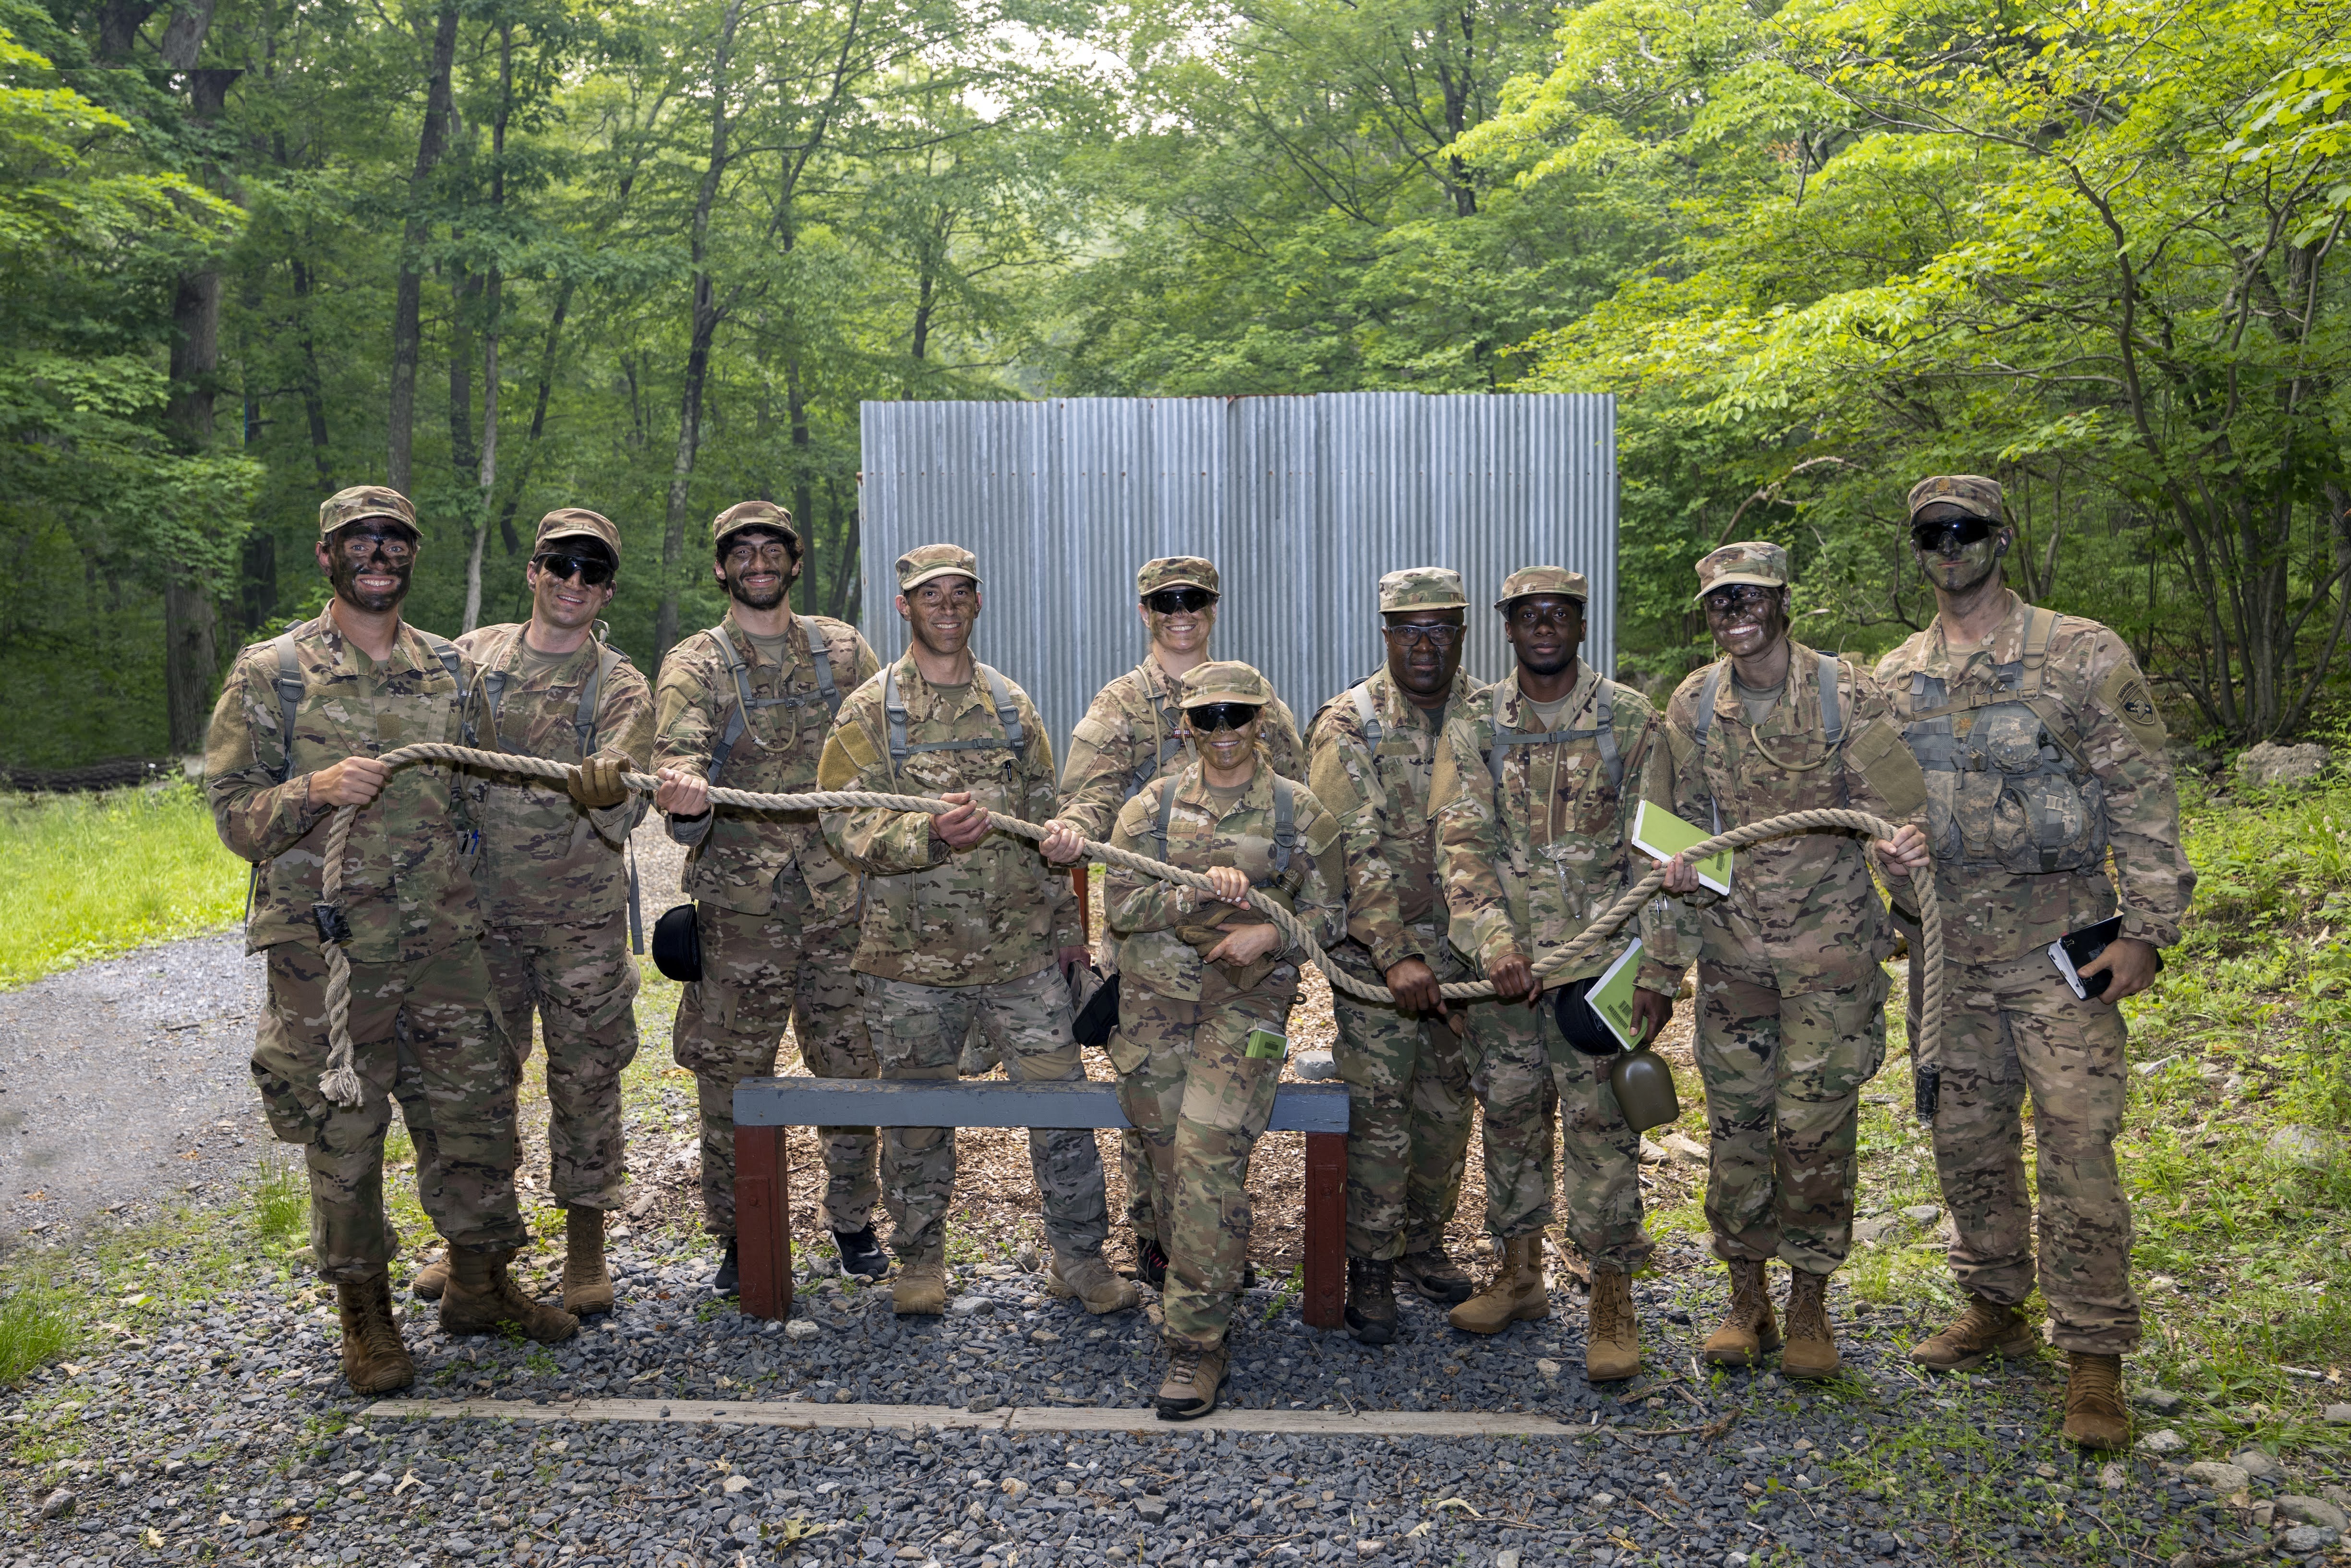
[1658,542,1930,1382]
[1099,661,1345,1420]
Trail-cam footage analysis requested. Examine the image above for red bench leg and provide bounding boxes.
[736,1125,792,1321]
[1302,1131,1345,1328]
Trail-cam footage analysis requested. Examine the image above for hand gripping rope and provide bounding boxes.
[310,743,1945,1119]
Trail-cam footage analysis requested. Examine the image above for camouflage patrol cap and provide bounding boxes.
[1692,541,1789,602]
[1493,565,1589,608]
[711,500,799,554]
[1379,567,1468,614]
[1180,660,1272,709]
[534,508,621,561]
[1137,557,1220,598]
[896,542,982,592]
[319,485,417,537]
[1906,474,2006,523]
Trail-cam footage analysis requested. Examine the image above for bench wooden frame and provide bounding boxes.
[732,1077,1350,1329]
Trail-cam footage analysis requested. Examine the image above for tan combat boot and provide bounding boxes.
[1584,1266,1642,1383]
[440,1248,579,1342]
[1702,1256,1781,1367]
[2063,1352,2130,1450]
[1049,1250,1140,1315]
[1781,1267,1840,1380]
[1448,1234,1549,1335]
[1154,1339,1230,1421]
[337,1272,415,1395]
[410,1254,449,1301]
[1910,1293,2035,1372]
[562,1206,614,1315]
[892,1253,949,1316]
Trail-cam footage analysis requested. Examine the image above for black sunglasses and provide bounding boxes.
[1144,587,1217,615]
[536,552,615,586]
[1186,702,1260,733]
[1911,517,1993,553]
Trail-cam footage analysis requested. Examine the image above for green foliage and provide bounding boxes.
[252,1160,308,1253]
[0,1281,77,1388]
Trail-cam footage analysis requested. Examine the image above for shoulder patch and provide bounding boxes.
[1306,739,1367,820]
[1071,713,1120,751]
[820,724,879,787]
[1302,802,1342,858]
[2096,663,2168,748]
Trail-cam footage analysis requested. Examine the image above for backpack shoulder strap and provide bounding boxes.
[270,631,305,784]
[576,641,622,758]
[977,664,1025,756]
[476,624,526,754]
[412,627,470,744]
[1692,663,1726,755]
[1153,774,1180,860]
[1817,651,1844,750]
[1350,682,1382,750]
[1267,775,1297,880]
[805,616,841,718]
[884,663,911,775]
[705,627,752,780]
[1593,678,1621,790]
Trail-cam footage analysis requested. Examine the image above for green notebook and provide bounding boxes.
[1587,938,1650,1049]
[1244,1028,1289,1061]
[1632,799,1734,895]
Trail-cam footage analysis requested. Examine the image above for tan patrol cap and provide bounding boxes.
[1181,660,1272,708]
[1692,541,1789,602]
[535,508,621,560]
[711,500,798,553]
[1494,565,1589,607]
[1906,474,2005,522]
[1137,557,1219,597]
[319,485,416,537]
[1379,567,1468,614]
[896,543,982,592]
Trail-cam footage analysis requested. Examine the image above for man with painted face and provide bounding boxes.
[1303,568,1493,1342]
[651,502,883,1294]
[1051,557,1306,1286]
[1429,567,1698,1380]
[1658,542,1929,1379]
[206,485,567,1398]
[1876,475,2194,1449]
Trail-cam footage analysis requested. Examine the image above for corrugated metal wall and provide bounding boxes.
[858,393,1616,759]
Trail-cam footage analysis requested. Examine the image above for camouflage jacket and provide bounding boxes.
[1875,590,2194,965]
[817,651,1080,986]
[1056,655,1306,841]
[652,611,879,921]
[1304,665,1486,974]
[1664,642,1928,990]
[1431,663,1698,998]
[452,623,656,926]
[205,613,482,965]
[1106,762,1345,1004]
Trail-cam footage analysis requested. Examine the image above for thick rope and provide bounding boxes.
[308,743,1944,1113]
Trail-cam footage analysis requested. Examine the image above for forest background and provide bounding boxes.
[7,0,2351,769]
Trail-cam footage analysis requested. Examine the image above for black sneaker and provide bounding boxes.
[712,1238,740,1296]
[833,1226,889,1281]
[1135,1232,1169,1291]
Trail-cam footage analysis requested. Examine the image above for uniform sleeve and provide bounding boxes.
[1838,662,1929,836]
[2075,632,2194,948]
[1022,717,1084,953]
[843,628,882,688]
[1262,697,1308,784]
[203,653,319,864]
[651,644,720,849]
[1055,686,1138,842]
[1105,790,1189,936]
[816,705,949,876]
[1624,716,1699,994]
[1289,794,1347,952]
[588,661,658,846]
[1432,714,1522,975]
[1306,707,1414,971]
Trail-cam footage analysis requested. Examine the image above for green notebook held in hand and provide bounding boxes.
[1244,1028,1289,1061]
[1587,939,1651,1049]
[1632,799,1733,895]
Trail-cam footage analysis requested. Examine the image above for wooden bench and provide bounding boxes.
[732,1077,1351,1329]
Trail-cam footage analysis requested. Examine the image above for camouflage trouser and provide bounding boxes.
[862,965,1110,1264]
[1329,938,1478,1261]
[1695,959,1890,1273]
[1102,939,1157,1239]
[482,911,641,1211]
[1907,940,2139,1353]
[251,940,524,1283]
[1109,977,1291,1350]
[673,896,878,1238]
[1466,996,1652,1272]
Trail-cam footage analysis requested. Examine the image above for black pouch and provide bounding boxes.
[1554,976,1619,1057]
[1072,966,1120,1048]
[651,902,702,984]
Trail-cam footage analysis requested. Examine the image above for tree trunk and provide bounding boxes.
[388,0,460,496]
[290,257,335,491]
[463,23,511,635]
[490,277,575,555]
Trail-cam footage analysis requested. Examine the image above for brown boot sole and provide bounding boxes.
[410,1265,448,1302]
[343,1354,415,1395]
[1448,1295,1549,1335]
[1911,1326,2036,1373]
[1585,1351,1642,1383]
[440,1300,579,1343]
[1703,1330,1783,1367]
[1782,1348,1842,1381]
[564,1277,615,1315]
[2063,1414,2130,1450]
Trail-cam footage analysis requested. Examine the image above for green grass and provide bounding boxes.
[0,1283,79,1387]
[0,780,247,987]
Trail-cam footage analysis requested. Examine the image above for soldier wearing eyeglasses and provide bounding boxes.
[649,502,884,1294]
[1302,568,1492,1343]
[393,510,654,1317]
[1050,557,1307,1285]
[1656,542,1928,1382]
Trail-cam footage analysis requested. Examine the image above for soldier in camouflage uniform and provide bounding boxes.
[1303,567,1490,1343]
[1052,556,1307,1284]
[1659,542,1930,1378]
[1431,566,1696,1381]
[650,501,886,1292]
[818,543,1134,1318]
[206,486,576,1397]
[1876,476,2194,1449]
[1102,662,1345,1419]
